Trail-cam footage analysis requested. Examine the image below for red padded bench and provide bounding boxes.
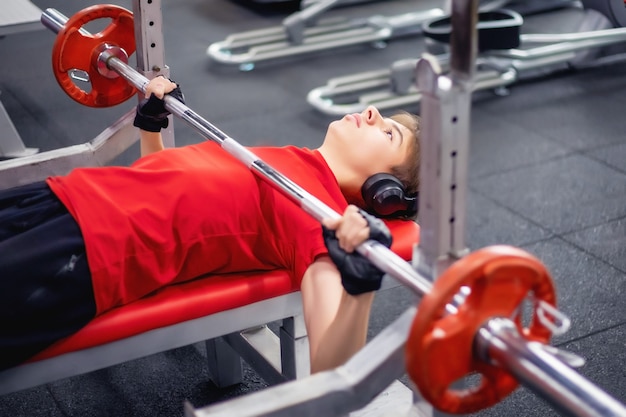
[0,220,419,395]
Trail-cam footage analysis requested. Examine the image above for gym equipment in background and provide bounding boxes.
[307,0,626,115]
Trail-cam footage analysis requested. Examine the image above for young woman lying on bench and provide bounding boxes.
[0,76,421,375]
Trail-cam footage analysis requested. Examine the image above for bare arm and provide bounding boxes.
[301,256,375,373]
[300,205,380,373]
[140,130,165,157]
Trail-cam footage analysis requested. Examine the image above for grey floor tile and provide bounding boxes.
[562,216,626,273]
[480,88,626,151]
[585,142,626,175]
[469,109,573,179]
[564,324,626,407]
[465,190,553,250]
[472,154,626,234]
[0,385,60,417]
[522,238,626,341]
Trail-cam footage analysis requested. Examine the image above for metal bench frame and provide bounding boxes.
[0,289,311,395]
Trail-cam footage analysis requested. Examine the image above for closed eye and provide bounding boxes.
[385,129,393,141]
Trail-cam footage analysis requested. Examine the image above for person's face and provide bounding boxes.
[325,106,414,179]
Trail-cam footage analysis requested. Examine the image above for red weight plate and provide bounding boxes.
[51,5,136,107]
[406,245,556,414]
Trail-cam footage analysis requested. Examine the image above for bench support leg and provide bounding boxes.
[280,315,310,380]
[205,337,244,387]
[205,313,310,388]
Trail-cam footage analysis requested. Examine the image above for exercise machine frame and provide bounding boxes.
[307,0,626,115]
[207,0,446,69]
[206,0,576,69]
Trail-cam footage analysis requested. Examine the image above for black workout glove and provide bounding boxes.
[322,209,393,295]
[133,80,185,132]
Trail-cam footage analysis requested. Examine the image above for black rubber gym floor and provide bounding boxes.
[0,0,624,416]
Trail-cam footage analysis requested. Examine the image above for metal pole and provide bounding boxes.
[414,0,477,279]
[41,9,626,417]
[131,0,175,148]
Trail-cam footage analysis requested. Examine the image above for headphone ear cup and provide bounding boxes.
[361,173,413,217]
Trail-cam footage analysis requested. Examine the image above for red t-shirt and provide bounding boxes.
[47,142,348,315]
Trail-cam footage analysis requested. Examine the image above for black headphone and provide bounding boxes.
[361,173,418,218]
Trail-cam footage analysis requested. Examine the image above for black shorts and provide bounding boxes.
[0,181,96,370]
